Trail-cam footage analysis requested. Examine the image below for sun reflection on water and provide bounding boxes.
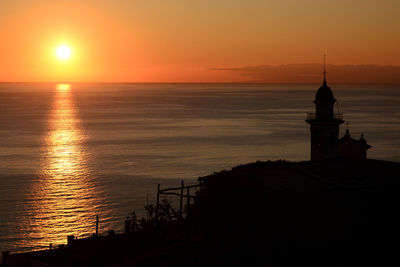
[22,84,105,250]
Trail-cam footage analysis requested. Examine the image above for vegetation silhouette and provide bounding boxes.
[3,159,400,266]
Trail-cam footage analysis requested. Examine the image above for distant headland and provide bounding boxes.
[214,64,400,84]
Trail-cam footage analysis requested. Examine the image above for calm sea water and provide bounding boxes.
[0,83,399,254]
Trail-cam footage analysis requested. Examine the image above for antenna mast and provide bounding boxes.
[323,54,327,82]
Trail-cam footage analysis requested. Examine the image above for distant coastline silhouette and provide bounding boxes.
[214,64,400,84]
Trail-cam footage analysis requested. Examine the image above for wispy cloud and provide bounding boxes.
[211,64,400,84]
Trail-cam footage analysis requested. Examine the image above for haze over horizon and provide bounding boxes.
[1,0,399,83]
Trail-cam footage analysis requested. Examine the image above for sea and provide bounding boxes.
[0,83,399,255]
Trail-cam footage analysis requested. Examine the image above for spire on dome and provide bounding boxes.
[315,55,334,103]
[323,54,327,86]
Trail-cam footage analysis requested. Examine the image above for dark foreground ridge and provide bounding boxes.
[3,159,400,266]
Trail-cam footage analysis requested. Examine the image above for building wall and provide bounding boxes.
[310,123,340,161]
[338,142,367,160]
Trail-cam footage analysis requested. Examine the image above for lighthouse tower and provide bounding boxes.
[306,59,344,161]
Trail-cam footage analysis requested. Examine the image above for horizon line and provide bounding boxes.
[1,81,400,85]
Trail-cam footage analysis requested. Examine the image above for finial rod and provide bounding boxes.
[323,54,327,82]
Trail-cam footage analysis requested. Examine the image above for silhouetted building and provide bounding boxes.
[338,129,371,160]
[306,76,344,161]
[306,61,372,161]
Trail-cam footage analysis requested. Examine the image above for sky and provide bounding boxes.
[0,0,399,83]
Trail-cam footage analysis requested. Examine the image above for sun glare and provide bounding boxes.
[56,45,71,60]
[57,84,71,91]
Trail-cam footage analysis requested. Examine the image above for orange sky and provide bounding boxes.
[0,0,399,82]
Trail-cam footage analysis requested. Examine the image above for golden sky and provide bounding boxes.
[0,0,399,82]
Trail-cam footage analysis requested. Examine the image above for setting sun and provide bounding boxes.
[56,45,71,60]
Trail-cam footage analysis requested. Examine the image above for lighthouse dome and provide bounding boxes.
[315,80,335,102]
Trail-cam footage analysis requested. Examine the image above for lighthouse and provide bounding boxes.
[306,59,344,161]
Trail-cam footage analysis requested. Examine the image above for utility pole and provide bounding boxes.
[179,180,184,219]
[96,215,99,237]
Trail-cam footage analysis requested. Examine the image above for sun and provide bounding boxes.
[56,45,71,60]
